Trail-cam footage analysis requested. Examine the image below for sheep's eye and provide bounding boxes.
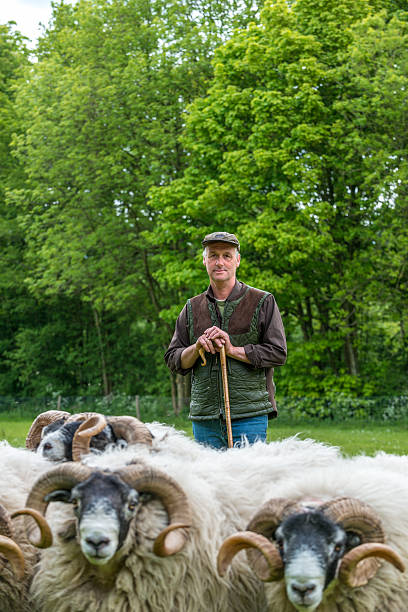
[71,499,79,509]
[334,544,342,553]
[276,539,284,552]
[128,502,137,511]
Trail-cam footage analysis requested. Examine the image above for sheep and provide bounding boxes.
[37,418,110,461]
[0,500,52,612]
[0,443,53,612]
[20,432,347,612]
[26,407,342,474]
[0,500,32,612]
[80,432,343,532]
[26,410,154,462]
[84,432,343,555]
[345,450,408,477]
[217,462,408,611]
[0,441,53,512]
[24,458,268,612]
[135,419,342,469]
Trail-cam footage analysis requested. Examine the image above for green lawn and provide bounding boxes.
[267,422,408,456]
[0,419,33,448]
[2,416,408,457]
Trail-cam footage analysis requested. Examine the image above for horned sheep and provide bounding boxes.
[21,434,344,612]
[25,410,154,462]
[0,443,53,612]
[218,462,408,611]
[24,458,268,612]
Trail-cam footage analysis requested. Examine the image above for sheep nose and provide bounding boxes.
[291,581,316,597]
[85,535,110,552]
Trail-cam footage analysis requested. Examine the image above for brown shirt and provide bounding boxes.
[164,281,287,395]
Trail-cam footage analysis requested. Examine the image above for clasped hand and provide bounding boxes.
[196,326,231,355]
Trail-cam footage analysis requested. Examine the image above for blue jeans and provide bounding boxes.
[192,415,268,449]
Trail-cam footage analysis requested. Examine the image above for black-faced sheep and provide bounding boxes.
[19,432,347,612]
[26,411,153,461]
[217,463,408,611]
[23,460,268,612]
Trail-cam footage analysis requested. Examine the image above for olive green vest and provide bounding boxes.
[187,285,273,421]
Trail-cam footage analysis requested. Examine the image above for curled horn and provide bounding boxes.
[217,531,283,580]
[65,412,105,425]
[339,543,405,587]
[23,463,93,546]
[69,413,108,461]
[25,410,71,450]
[322,497,405,587]
[245,498,302,581]
[114,464,192,556]
[0,536,25,580]
[108,416,153,447]
[217,498,301,581]
[0,503,25,579]
[11,508,53,549]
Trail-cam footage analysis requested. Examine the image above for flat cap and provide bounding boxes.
[202,231,240,250]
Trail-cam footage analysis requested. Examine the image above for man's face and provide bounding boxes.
[203,242,240,284]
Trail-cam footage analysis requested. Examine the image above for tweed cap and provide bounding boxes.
[202,231,240,251]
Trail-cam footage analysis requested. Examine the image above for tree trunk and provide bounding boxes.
[170,371,191,415]
[170,372,177,413]
[176,374,184,416]
[343,301,359,376]
[344,333,358,376]
[92,307,110,396]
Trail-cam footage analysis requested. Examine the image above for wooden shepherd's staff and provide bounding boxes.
[219,345,233,448]
[199,344,233,448]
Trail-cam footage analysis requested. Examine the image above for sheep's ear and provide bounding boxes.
[44,490,72,503]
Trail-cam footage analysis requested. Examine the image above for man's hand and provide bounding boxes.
[195,332,219,355]
[180,332,219,369]
[203,326,250,363]
[181,326,250,369]
[203,326,232,354]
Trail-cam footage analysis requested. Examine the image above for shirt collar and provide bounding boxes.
[206,280,244,302]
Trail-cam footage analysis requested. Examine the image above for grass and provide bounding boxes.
[267,421,408,456]
[0,419,33,448]
[2,415,408,456]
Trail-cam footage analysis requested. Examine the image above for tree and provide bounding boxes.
[0,23,35,394]
[337,10,408,391]
[149,0,408,397]
[9,0,264,401]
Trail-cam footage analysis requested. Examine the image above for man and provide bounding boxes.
[164,231,287,449]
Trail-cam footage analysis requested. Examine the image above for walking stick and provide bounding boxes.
[198,345,233,448]
[220,345,233,448]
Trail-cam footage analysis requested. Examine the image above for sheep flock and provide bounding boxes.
[0,409,407,611]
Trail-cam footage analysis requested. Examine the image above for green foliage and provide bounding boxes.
[0,0,407,400]
[0,24,40,395]
[11,0,264,315]
[276,394,408,422]
[149,0,408,397]
[3,0,265,398]
[2,302,171,396]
